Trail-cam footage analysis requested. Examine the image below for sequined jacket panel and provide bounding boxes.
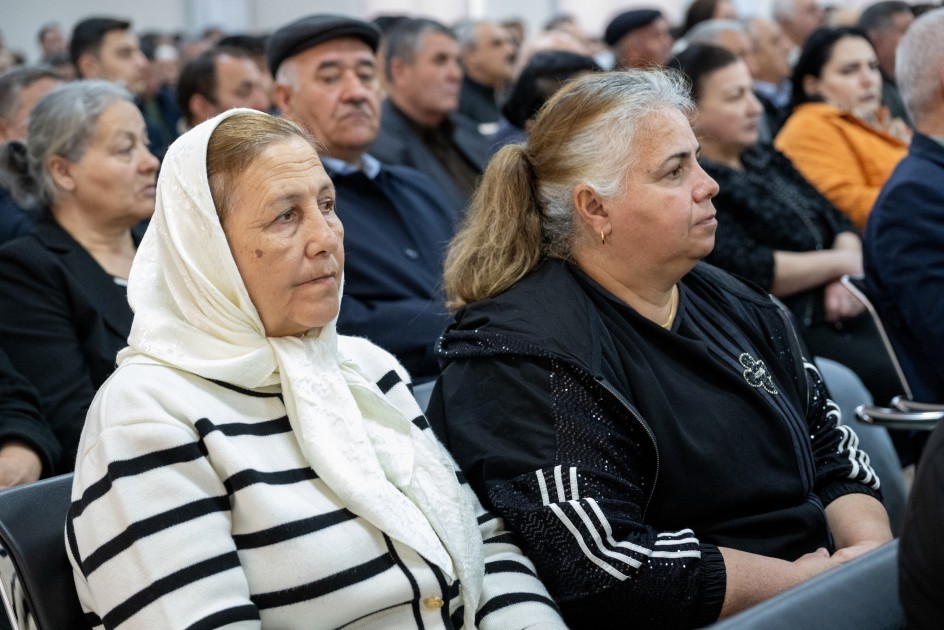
[700,144,856,328]
[427,259,882,629]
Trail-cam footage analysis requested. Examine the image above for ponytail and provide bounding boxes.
[444,143,544,311]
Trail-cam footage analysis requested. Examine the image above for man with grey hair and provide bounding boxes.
[864,8,944,408]
[772,0,825,51]
[858,1,914,123]
[454,19,516,133]
[0,65,62,243]
[887,16,944,613]
[371,18,490,210]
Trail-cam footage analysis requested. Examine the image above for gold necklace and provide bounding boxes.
[661,285,678,329]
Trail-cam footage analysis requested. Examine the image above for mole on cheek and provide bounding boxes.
[254,249,264,259]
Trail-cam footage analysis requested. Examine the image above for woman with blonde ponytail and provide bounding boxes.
[428,70,891,628]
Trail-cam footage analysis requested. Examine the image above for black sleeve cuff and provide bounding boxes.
[0,427,60,478]
[693,543,726,627]
[817,480,883,508]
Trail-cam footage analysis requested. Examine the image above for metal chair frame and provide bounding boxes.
[840,275,944,430]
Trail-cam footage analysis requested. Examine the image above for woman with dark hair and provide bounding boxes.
[428,69,890,629]
[775,26,909,230]
[669,43,900,408]
[0,80,158,472]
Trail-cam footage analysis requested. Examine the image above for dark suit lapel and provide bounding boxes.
[33,218,133,339]
[911,132,944,170]
[452,118,489,171]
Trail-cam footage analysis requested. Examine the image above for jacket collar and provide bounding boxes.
[32,214,135,338]
[909,131,944,167]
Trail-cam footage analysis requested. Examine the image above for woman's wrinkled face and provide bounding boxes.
[805,36,882,115]
[694,60,763,155]
[64,99,158,224]
[222,136,344,337]
[603,108,720,273]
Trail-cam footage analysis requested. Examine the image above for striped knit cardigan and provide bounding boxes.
[66,344,565,629]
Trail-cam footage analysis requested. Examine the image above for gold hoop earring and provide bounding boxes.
[600,228,606,245]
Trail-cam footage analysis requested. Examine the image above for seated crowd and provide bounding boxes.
[0,2,943,628]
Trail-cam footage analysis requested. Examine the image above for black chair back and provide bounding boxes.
[0,474,87,630]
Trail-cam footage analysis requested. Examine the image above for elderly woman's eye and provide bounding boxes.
[320,198,336,213]
[277,208,297,222]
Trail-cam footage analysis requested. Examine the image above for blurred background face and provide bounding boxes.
[713,0,738,20]
[214,53,270,113]
[867,10,914,78]
[60,100,159,225]
[465,22,516,87]
[715,29,759,78]
[805,36,882,115]
[751,18,793,85]
[787,0,826,45]
[40,26,66,58]
[694,60,763,156]
[0,77,62,141]
[395,31,462,123]
[617,18,674,68]
[85,30,149,96]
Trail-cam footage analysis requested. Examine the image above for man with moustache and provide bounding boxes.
[268,15,459,381]
[371,18,490,210]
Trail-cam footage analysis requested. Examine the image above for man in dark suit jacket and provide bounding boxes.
[268,15,460,381]
[864,8,944,404]
[371,18,491,211]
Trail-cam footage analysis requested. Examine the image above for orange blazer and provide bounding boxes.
[775,102,908,230]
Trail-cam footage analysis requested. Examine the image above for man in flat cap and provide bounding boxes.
[605,8,674,69]
[268,14,459,381]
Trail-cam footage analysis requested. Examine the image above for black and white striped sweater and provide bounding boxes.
[66,349,565,629]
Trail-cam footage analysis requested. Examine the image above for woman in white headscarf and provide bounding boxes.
[65,109,565,630]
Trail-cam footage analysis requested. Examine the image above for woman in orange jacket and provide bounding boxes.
[775,26,908,231]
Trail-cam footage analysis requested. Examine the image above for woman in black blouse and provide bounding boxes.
[669,44,899,408]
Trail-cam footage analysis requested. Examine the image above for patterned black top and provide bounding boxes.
[701,144,856,327]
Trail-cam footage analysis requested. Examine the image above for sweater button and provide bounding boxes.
[423,596,444,609]
[404,247,419,260]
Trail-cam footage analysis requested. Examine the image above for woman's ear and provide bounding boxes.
[47,155,76,193]
[802,75,820,100]
[573,183,609,235]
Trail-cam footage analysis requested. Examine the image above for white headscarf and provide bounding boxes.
[119,109,483,623]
